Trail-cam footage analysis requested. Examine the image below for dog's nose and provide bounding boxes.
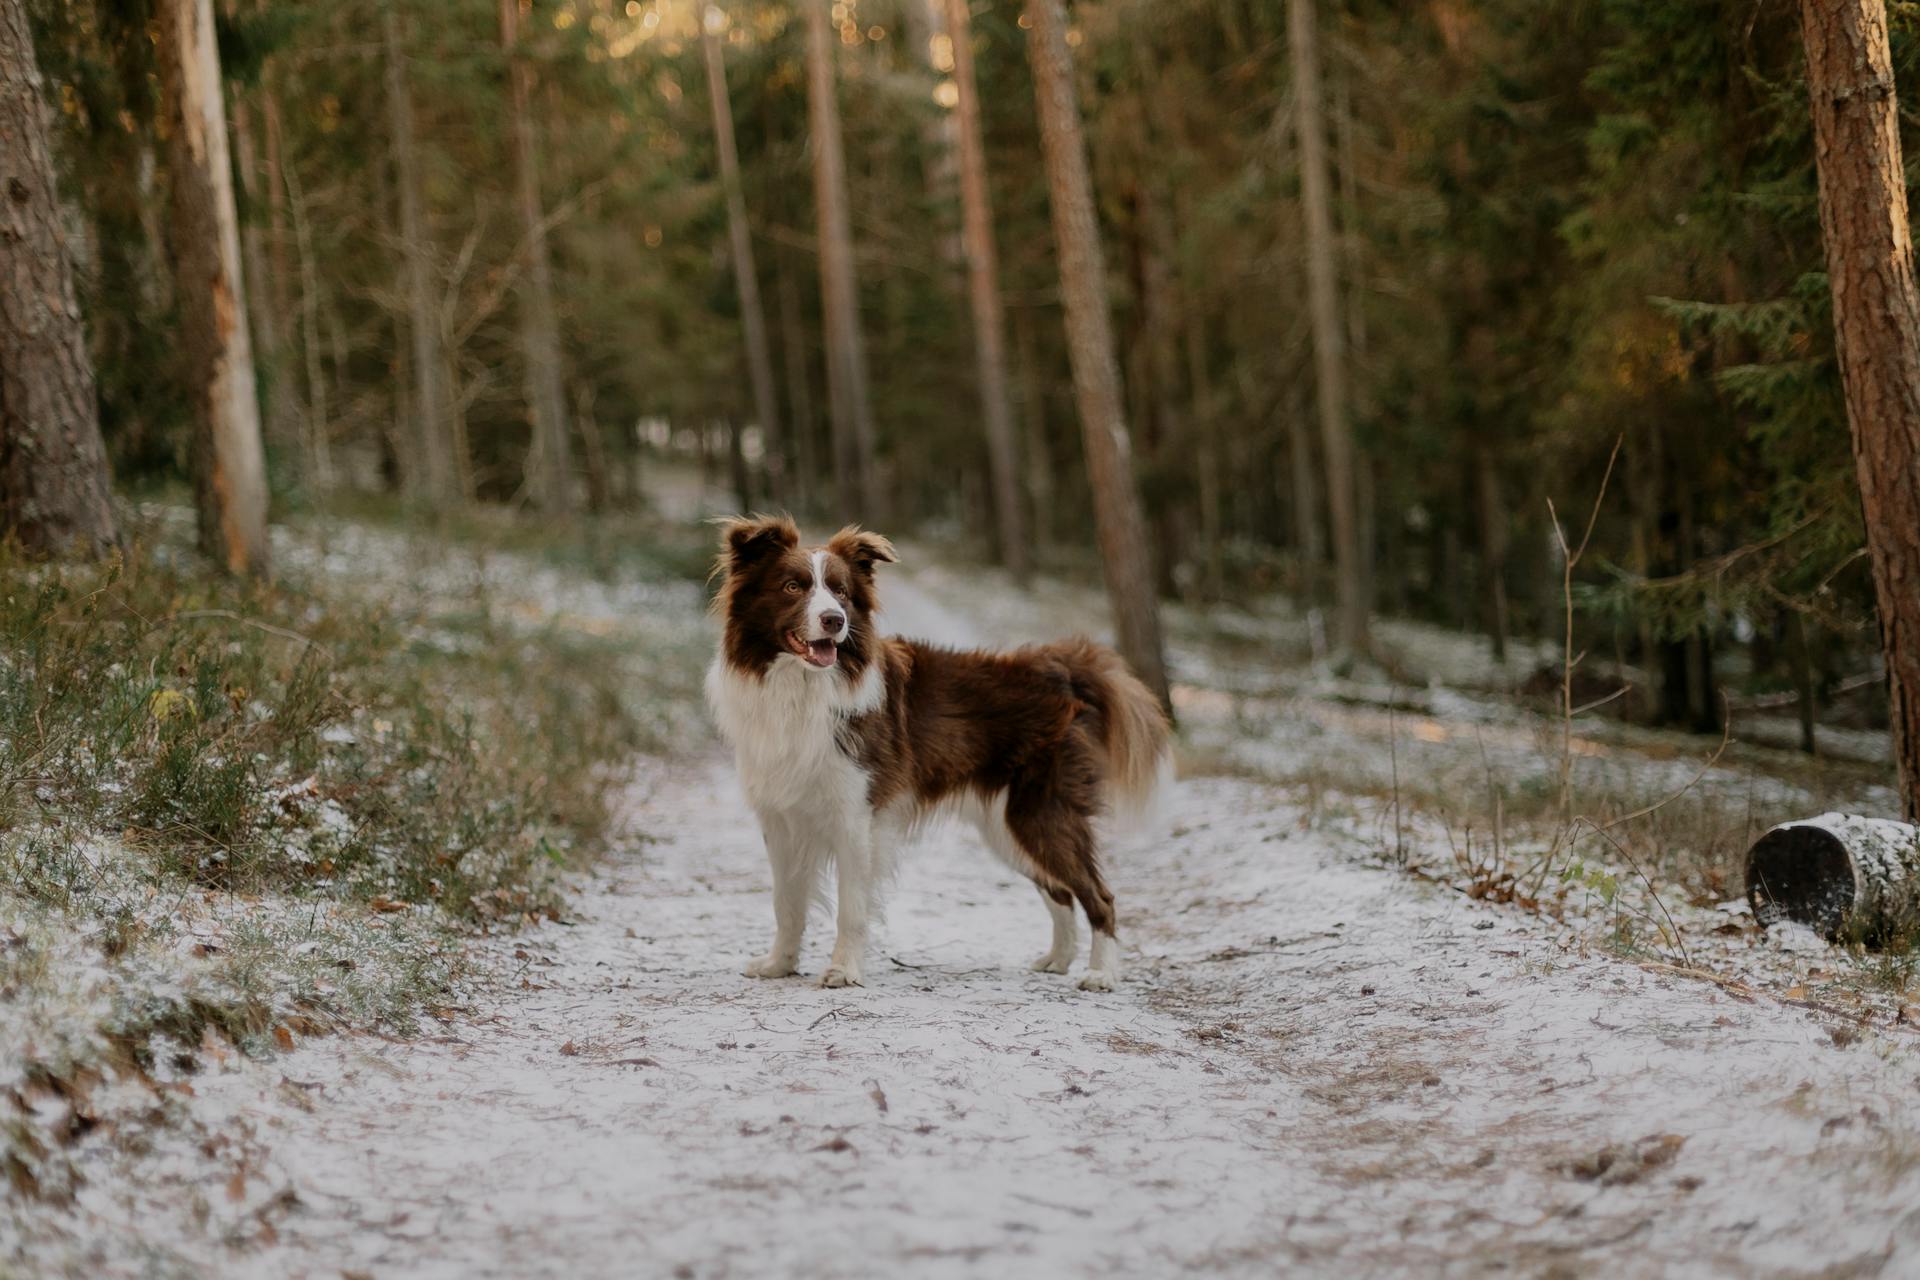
[820,610,846,635]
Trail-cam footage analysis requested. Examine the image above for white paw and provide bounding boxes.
[744,954,797,979]
[1077,969,1118,992]
[818,963,864,989]
[1031,952,1073,974]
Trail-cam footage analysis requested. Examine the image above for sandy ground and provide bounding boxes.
[46,566,1902,1280]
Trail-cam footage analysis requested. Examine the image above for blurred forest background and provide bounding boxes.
[5,0,1916,768]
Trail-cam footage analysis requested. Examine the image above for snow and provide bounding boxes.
[12,542,1919,1277]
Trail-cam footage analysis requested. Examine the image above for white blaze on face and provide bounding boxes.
[805,550,846,641]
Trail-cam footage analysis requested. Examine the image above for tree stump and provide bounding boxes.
[1746,814,1920,942]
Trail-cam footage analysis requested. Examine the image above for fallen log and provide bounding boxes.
[1746,813,1920,942]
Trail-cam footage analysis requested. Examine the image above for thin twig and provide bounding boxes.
[1574,816,1692,968]
[176,610,332,657]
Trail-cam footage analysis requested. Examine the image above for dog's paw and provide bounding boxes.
[1077,969,1118,992]
[818,963,864,989]
[1030,952,1073,975]
[743,954,798,979]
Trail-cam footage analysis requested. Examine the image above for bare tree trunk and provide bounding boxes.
[0,0,120,557]
[385,11,457,508]
[946,0,1028,581]
[260,90,303,473]
[702,15,785,503]
[282,151,332,493]
[229,93,299,478]
[1801,0,1920,818]
[1287,384,1320,567]
[1013,303,1055,550]
[1025,0,1170,707]
[776,258,817,506]
[156,0,268,575]
[1790,610,1819,756]
[803,0,879,519]
[1475,443,1509,662]
[1287,0,1366,655]
[575,381,610,513]
[500,0,573,514]
[1186,308,1224,601]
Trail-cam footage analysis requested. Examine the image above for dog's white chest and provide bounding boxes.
[706,657,880,816]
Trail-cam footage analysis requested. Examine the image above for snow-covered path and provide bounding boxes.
[168,573,1920,1279]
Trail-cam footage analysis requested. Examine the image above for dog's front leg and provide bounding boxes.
[744,820,813,978]
[820,812,876,988]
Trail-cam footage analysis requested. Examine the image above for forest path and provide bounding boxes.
[189,566,1920,1279]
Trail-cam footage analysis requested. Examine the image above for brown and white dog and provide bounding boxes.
[705,515,1170,991]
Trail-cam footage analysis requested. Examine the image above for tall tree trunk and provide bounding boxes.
[1287,384,1320,567]
[803,0,879,519]
[0,0,120,557]
[946,0,1028,581]
[1801,0,1920,818]
[1025,0,1170,708]
[1186,307,1224,601]
[260,89,302,468]
[776,257,817,506]
[702,16,785,504]
[385,11,458,508]
[229,93,299,478]
[500,0,573,514]
[1475,443,1509,662]
[281,149,332,492]
[1013,303,1055,551]
[1287,0,1367,656]
[156,0,268,575]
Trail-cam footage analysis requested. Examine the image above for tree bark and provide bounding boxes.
[500,0,573,514]
[702,15,785,504]
[281,145,332,493]
[0,0,120,557]
[229,93,300,479]
[803,0,879,519]
[946,0,1028,581]
[1475,444,1509,662]
[776,256,817,505]
[1801,0,1920,819]
[156,0,269,575]
[1287,0,1367,656]
[1025,0,1170,708]
[385,11,458,508]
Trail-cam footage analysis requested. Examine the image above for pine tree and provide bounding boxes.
[0,0,119,557]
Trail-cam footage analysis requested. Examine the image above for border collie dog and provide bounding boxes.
[705,515,1170,991]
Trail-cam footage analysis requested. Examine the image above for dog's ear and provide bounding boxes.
[717,514,799,571]
[827,526,898,578]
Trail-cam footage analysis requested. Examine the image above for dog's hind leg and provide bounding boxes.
[1006,780,1121,992]
[968,799,1079,975]
[744,818,815,978]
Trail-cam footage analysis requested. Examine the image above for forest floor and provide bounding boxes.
[9,472,1920,1278]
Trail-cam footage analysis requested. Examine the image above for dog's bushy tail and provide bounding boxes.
[1056,638,1173,826]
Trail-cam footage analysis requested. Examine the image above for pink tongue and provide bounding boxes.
[806,639,837,667]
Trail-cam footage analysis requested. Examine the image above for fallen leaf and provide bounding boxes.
[272,1025,294,1052]
[559,1040,579,1056]
[1784,984,1809,1000]
[367,896,408,914]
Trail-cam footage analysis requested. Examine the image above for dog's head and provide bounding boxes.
[712,515,896,677]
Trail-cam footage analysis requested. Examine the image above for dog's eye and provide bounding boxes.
[784,580,804,595]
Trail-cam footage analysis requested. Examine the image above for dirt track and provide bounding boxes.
[156,570,1920,1279]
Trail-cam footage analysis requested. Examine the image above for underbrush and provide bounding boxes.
[0,536,636,921]
[1,507,710,1210]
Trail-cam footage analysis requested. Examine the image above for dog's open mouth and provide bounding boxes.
[786,630,839,669]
